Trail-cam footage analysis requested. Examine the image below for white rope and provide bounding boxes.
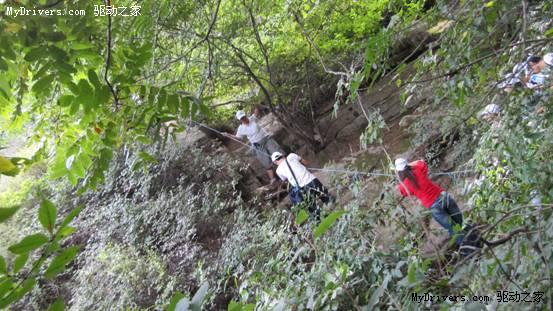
[307,167,394,177]
[189,119,474,179]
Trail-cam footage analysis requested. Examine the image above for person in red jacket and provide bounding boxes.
[395,158,464,246]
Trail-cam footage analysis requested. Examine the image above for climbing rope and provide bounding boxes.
[188,119,474,178]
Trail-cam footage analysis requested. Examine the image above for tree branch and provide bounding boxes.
[243,0,273,81]
[482,227,528,247]
[104,0,120,108]
[293,12,348,77]
[406,38,553,84]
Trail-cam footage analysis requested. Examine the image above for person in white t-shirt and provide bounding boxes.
[271,152,334,219]
[224,108,282,185]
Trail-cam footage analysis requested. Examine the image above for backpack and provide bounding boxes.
[285,157,304,205]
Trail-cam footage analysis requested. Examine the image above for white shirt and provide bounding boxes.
[276,153,316,188]
[236,115,267,144]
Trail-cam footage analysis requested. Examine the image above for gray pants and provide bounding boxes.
[253,136,282,169]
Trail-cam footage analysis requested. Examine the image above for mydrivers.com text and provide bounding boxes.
[5,6,86,17]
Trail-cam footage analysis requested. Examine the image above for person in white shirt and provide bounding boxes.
[224,109,282,185]
[271,152,333,219]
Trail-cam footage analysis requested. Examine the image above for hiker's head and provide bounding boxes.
[394,158,408,172]
[528,56,545,73]
[479,104,501,121]
[271,152,284,165]
[395,158,419,188]
[236,110,249,125]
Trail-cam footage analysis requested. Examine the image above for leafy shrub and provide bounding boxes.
[69,243,177,310]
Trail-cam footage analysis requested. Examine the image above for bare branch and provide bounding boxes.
[243,0,273,81]
[406,38,553,84]
[293,12,348,77]
[104,0,120,108]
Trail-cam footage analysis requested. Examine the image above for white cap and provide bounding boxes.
[394,158,408,171]
[544,53,553,66]
[235,110,246,120]
[271,152,283,162]
[483,104,500,115]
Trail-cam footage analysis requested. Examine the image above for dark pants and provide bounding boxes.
[430,192,464,246]
[290,178,334,220]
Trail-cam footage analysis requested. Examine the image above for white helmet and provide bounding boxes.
[394,158,408,171]
[235,110,246,120]
[271,152,283,162]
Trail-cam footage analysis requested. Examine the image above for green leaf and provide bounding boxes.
[157,89,167,108]
[46,241,61,254]
[2,45,16,60]
[13,253,29,274]
[34,62,52,77]
[181,98,190,118]
[95,85,110,104]
[167,95,178,114]
[24,47,44,62]
[66,82,80,95]
[0,77,12,100]
[8,234,49,254]
[58,95,74,107]
[44,32,66,42]
[39,199,57,234]
[295,210,308,225]
[69,101,80,115]
[167,292,186,311]
[71,42,94,50]
[0,155,19,176]
[56,61,76,75]
[54,226,76,242]
[407,262,416,283]
[77,79,93,100]
[87,70,102,89]
[198,102,211,117]
[545,27,553,38]
[0,256,6,275]
[48,46,68,62]
[0,278,14,297]
[0,58,7,71]
[228,301,255,311]
[32,75,55,95]
[313,210,346,239]
[367,276,389,308]
[0,206,19,223]
[138,151,157,164]
[49,157,68,180]
[0,278,36,308]
[59,205,83,229]
[47,298,65,311]
[70,157,86,179]
[44,246,80,279]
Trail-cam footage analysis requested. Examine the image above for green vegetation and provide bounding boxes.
[1,0,552,309]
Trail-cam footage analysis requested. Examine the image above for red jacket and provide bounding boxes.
[396,160,443,208]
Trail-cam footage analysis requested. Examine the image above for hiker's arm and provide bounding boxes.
[396,183,408,197]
